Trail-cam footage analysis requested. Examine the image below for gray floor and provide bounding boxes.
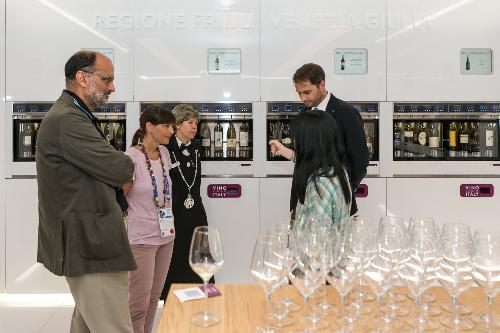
[0,294,163,333]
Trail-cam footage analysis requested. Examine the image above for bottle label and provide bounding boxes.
[227,138,237,148]
[428,137,439,148]
[404,131,413,138]
[214,133,223,147]
[202,138,211,147]
[449,131,456,147]
[418,132,427,145]
[486,130,494,147]
[239,132,248,147]
[282,137,292,145]
[24,136,32,146]
[460,134,468,144]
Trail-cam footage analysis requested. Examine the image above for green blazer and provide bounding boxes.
[36,91,136,276]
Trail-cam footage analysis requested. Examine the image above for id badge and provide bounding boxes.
[158,207,174,237]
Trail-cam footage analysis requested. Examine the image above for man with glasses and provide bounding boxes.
[36,50,135,333]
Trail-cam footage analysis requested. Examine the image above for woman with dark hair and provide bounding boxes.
[123,105,176,333]
[272,110,351,225]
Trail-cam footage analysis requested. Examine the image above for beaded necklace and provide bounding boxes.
[138,141,170,208]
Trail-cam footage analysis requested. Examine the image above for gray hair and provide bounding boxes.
[171,104,200,125]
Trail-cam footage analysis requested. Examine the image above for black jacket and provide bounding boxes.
[290,93,369,216]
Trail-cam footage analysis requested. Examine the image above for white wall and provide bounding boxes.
[387,0,500,101]
[2,0,500,293]
[6,0,135,102]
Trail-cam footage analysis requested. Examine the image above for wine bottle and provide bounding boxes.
[465,55,470,71]
[417,122,427,146]
[201,122,211,158]
[428,123,440,154]
[403,122,414,157]
[31,123,39,156]
[115,123,125,151]
[19,123,32,158]
[459,122,469,156]
[449,122,457,153]
[340,55,345,71]
[485,122,495,157]
[214,122,223,158]
[226,123,237,158]
[393,122,402,158]
[239,122,249,158]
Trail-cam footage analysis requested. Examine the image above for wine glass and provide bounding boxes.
[269,222,301,313]
[345,216,376,316]
[290,215,328,331]
[437,223,475,330]
[189,226,224,327]
[398,232,439,330]
[471,230,500,330]
[315,220,343,316]
[405,216,441,311]
[251,234,291,332]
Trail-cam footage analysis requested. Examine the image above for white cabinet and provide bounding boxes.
[387,0,500,101]
[5,179,68,293]
[259,178,293,231]
[200,177,260,284]
[356,178,387,221]
[134,0,260,102]
[6,0,134,101]
[261,0,386,101]
[387,178,500,232]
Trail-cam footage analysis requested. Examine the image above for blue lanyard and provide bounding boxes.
[72,99,107,142]
[138,142,171,207]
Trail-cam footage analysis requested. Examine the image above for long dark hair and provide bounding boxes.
[131,105,175,146]
[292,110,350,205]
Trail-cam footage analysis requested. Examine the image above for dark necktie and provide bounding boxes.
[179,143,192,153]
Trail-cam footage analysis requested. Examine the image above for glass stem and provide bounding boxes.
[203,280,209,299]
[304,295,310,319]
[451,295,458,328]
[322,280,327,305]
[266,291,273,326]
[486,295,493,327]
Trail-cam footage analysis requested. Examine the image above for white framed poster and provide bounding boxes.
[207,48,241,74]
[460,48,493,75]
[334,48,368,75]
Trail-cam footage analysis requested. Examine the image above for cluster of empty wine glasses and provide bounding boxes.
[251,216,500,332]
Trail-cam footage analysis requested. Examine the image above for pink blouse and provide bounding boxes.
[125,145,174,245]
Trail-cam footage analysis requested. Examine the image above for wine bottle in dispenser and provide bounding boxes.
[201,122,211,158]
[393,122,402,158]
[19,123,32,158]
[115,123,125,151]
[459,122,469,156]
[226,123,237,158]
[214,122,223,158]
[449,122,457,154]
[469,122,480,157]
[31,123,39,156]
[239,122,249,158]
[428,123,440,157]
[485,122,495,157]
[281,123,292,149]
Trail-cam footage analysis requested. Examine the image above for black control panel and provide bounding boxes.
[141,103,252,113]
[268,102,378,113]
[395,103,500,113]
[13,103,126,113]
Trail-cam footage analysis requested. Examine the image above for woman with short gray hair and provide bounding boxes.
[160,103,211,300]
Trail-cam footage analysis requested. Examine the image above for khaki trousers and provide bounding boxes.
[129,242,174,333]
[66,271,133,333]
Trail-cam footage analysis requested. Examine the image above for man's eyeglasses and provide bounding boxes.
[80,70,114,84]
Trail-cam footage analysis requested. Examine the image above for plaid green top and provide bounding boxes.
[295,172,351,227]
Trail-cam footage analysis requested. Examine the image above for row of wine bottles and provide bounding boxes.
[198,121,252,159]
[394,121,498,158]
[16,121,126,161]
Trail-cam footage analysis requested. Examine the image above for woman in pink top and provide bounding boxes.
[123,105,175,333]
